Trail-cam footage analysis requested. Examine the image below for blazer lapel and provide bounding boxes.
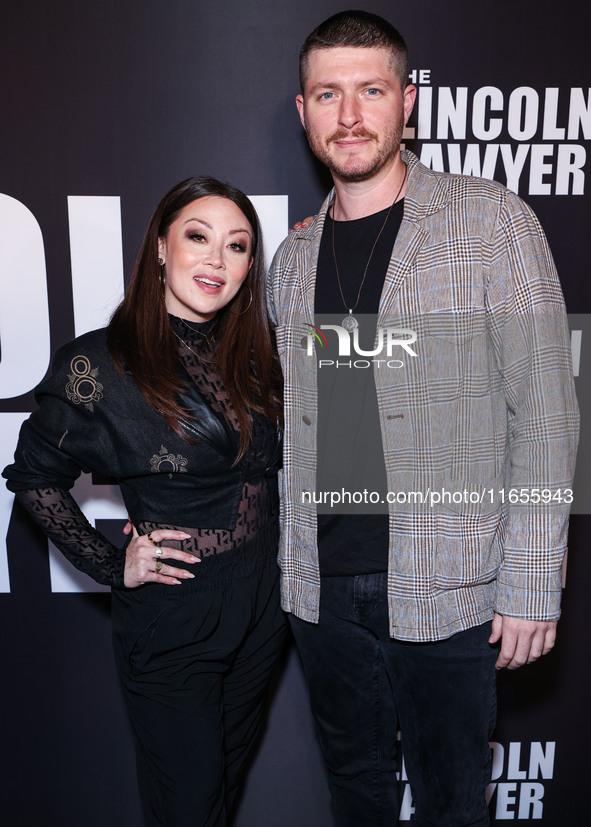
[379,220,429,318]
[291,191,333,323]
[379,151,449,318]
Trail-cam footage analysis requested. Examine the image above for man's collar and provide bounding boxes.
[402,150,450,222]
[290,149,449,241]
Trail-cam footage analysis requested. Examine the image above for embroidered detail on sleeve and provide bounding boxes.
[65,355,104,412]
[150,445,189,478]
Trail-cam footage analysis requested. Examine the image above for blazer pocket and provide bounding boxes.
[424,333,471,402]
[421,314,479,403]
[434,518,503,590]
[437,472,505,516]
[432,472,504,589]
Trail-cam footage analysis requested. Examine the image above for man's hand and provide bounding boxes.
[489,613,557,670]
[289,215,316,232]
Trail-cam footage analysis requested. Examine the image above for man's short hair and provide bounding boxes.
[299,10,409,93]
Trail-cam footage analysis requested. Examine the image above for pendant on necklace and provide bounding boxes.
[342,313,358,332]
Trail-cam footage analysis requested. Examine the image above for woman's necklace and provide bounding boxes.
[175,317,215,345]
[171,329,203,360]
[170,316,215,359]
[332,164,408,332]
[171,317,216,363]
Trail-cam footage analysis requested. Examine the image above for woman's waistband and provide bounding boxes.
[114,516,279,600]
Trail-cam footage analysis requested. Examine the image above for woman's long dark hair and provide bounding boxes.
[107,176,282,460]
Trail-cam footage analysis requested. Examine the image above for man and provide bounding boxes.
[268,10,578,827]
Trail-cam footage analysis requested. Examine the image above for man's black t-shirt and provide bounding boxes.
[315,200,404,576]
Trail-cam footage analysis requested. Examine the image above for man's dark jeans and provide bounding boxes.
[289,572,498,826]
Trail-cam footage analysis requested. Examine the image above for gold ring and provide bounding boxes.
[155,560,163,573]
[147,532,156,545]
[155,547,163,557]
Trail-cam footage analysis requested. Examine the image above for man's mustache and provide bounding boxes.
[326,129,377,144]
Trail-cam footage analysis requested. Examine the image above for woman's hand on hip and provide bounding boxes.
[124,526,199,588]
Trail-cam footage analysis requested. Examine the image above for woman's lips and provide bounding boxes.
[193,276,224,293]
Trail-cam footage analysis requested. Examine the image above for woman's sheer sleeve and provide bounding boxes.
[4,337,127,587]
[14,487,126,587]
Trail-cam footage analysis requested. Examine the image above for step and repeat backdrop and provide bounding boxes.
[1,1,589,824]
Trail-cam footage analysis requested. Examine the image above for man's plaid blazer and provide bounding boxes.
[268,150,579,641]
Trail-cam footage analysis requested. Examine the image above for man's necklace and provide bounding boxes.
[331,165,407,332]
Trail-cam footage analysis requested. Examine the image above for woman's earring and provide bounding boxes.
[158,258,166,295]
[238,283,253,315]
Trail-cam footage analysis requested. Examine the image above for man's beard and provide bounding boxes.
[305,119,404,182]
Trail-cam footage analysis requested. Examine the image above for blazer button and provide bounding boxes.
[302,415,312,425]
[300,337,308,349]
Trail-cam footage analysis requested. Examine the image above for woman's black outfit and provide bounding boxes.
[3,316,287,826]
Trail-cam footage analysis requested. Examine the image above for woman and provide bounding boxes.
[3,177,286,826]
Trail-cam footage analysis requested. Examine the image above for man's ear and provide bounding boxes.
[403,84,417,126]
[296,94,306,129]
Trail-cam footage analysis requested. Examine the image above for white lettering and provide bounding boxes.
[571,330,582,377]
[0,195,50,398]
[508,87,539,141]
[518,783,545,819]
[567,88,591,139]
[399,784,415,820]
[384,328,418,357]
[68,197,125,336]
[472,86,504,140]
[353,327,383,357]
[556,144,586,195]
[447,143,500,179]
[417,85,433,140]
[507,742,528,780]
[542,88,566,139]
[248,195,289,269]
[500,144,530,193]
[528,742,555,780]
[437,87,468,139]
[419,143,445,171]
[529,145,555,195]
[490,742,505,781]
[495,782,518,819]
[320,325,351,355]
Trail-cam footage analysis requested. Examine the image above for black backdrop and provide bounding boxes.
[1,1,589,824]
